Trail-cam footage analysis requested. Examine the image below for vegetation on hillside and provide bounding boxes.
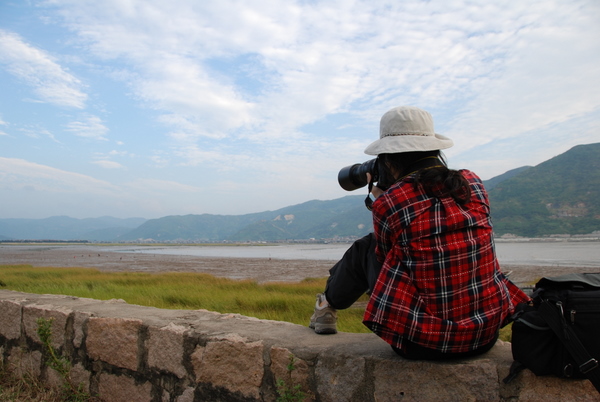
[489,143,600,236]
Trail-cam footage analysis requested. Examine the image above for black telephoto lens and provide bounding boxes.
[337,158,378,191]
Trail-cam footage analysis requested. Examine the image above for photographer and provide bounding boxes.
[309,106,529,360]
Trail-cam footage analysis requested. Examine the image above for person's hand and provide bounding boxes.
[366,173,384,199]
[371,185,384,199]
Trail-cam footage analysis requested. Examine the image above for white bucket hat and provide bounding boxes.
[364,106,453,155]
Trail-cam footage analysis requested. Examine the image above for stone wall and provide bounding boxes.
[0,289,596,401]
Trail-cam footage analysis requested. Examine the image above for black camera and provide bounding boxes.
[338,158,379,191]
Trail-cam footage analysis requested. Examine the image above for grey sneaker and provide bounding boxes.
[309,293,337,334]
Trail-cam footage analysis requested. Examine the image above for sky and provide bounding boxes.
[1,0,599,220]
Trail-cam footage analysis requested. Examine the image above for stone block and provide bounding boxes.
[315,352,366,402]
[8,347,42,379]
[22,304,71,349]
[45,364,66,390]
[70,362,92,394]
[72,311,92,348]
[87,317,142,371]
[175,387,196,402]
[147,322,187,378]
[0,300,22,340]
[98,372,153,402]
[372,357,499,401]
[192,337,264,400]
[509,368,597,401]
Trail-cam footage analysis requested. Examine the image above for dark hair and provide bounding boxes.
[378,151,471,205]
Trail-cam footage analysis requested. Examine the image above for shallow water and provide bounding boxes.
[494,241,600,268]
[112,240,600,268]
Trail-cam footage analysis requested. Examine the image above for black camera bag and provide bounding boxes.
[504,273,600,394]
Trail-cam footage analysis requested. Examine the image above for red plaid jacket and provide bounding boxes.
[363,169,529,353]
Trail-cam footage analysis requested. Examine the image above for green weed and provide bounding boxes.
[276,354,306,402]
[36,318,95,401]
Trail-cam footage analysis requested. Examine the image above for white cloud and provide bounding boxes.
[125,178,202,193]
[0,117,7,136]
[91,160,124,169]
[108,150,131,157]
[17,125,59,142]
[444,2,600,154]
[42,0,600,157]
[451,108,600,179]
[0,157,119,194]
[0,29,87,108]
[65,115,109,140]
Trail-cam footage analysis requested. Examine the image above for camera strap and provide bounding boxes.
[365,181,376,210]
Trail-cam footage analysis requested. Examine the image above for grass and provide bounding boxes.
[0,364,63,401]
[0,264,370,333]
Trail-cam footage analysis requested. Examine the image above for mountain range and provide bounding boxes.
[0,216,146,242]
[1,143,598,242]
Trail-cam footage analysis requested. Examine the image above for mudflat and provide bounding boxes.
[0,245,335,284]
[1,245,599,287]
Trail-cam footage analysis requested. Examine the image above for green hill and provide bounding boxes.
[118,196,372,242]
[229,198,373,241]
[484,166,532,190]
[488,143,600,236]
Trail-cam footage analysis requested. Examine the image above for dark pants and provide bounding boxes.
[393,331,499,360]
[324,233,381,310]
[324,233,499,360]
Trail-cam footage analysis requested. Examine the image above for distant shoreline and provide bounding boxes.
[2,234,600,245]
[495,236,600,243]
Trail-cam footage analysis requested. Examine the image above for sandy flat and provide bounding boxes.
[0,245,335,284]
[1,245,599,287]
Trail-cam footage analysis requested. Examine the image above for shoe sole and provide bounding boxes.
[313,323,337,334]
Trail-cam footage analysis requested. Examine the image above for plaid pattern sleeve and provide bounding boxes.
[363,170,529,353]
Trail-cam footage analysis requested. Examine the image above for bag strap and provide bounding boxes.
[536,273,600,291]
[538,299,600,394]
